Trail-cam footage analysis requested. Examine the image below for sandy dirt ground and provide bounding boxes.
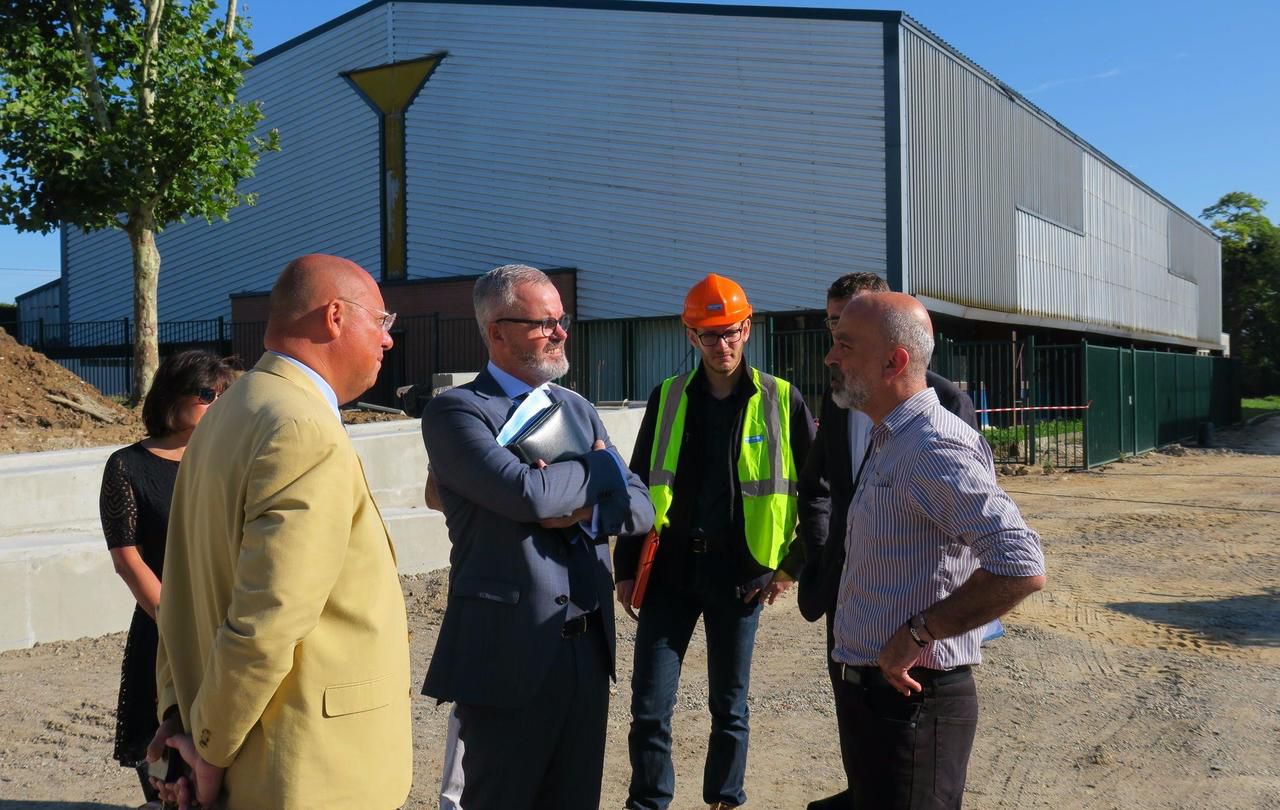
[1,420,1277,809]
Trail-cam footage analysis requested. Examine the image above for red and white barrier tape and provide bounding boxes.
[975,403,1091,414]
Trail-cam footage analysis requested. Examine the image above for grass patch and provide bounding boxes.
[1242,395,1280,422]
[982,418,1083,447]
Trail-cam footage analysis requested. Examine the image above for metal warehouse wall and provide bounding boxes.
[390,3,889,319]
[15,280,61,326]
[900,25,1220,346]
[62,7,391,322]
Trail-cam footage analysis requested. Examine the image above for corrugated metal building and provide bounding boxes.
[15,279,62,330]
[50,0,1221,351]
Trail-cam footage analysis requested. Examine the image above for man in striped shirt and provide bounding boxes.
[825,292,1046,808]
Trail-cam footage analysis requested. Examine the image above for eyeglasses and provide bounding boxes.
[195,388,220,405]
[495,314,573,336]
[691,322,747,347]
[824,316,841,332]
[340,298,397,332]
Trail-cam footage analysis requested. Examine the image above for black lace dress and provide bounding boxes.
[99,442,179,768]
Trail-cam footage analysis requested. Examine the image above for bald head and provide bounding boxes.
[826,292,933,421]
[262,254,392,405]
[843,292,934,380]
[268,254,373,325]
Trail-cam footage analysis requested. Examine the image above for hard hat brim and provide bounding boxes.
[683,309,752,330]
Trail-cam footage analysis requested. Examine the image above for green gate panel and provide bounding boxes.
[1120,349,1135,454]
[1155,353,1178,445]
[1134,351,1157,452]
[1176,353,1196,441]
[1085,345,1122,466]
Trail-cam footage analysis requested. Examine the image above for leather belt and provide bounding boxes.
[839,664,971,687]
[562,610,600,638]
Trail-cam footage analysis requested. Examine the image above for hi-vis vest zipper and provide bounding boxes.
[647,367,799,570]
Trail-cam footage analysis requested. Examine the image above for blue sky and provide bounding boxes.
[3,0,1277,303]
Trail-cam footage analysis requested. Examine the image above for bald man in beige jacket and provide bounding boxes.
[152,255,411,809]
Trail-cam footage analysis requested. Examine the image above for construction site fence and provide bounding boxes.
[14,316,1239,469]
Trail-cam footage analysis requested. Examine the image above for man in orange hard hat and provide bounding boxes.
[615,274,818,810]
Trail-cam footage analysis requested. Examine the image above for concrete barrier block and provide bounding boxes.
[0,533,134,650]
[0,403,651,651]
[383,506,452,575]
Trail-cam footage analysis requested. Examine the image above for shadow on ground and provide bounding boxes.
[1109,588,1280,647]
[0,804,130,809]
[1214,413,1280,455]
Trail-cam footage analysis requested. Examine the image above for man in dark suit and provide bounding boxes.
[421,264,654,810]
[797,273,977,810]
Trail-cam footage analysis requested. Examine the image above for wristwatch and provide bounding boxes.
[907,619,928,648]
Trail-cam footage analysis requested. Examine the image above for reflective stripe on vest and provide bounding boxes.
[647,367,798,570]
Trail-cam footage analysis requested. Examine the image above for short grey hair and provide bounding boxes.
[473,263,552,340]
[884,308,934,377]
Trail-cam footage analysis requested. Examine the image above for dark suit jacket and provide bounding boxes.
[420,369,654,708]
[796,370,977,622]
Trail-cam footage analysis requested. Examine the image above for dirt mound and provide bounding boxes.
[0,327,143,454]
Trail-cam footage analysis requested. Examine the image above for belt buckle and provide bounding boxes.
[690,535,707,554]
[562,614,587,638]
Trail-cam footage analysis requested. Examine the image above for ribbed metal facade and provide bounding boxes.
[900,24,1219,345]
[390,3,887,319]
[63,8,391,321]
[902,26,1084,313]
[52,2,1219,349]
[15,280,61,325]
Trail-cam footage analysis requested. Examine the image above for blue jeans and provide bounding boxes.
[626,576,763,809]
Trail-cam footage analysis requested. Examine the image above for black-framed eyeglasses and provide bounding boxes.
[824,316,841,332]
[340,298,397,332]
[691,322,747,347]
[195,388,220,405]
[496,314,572,336]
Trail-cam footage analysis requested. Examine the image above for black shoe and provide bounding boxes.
[806,790,851,810]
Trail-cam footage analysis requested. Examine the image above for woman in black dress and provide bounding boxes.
[99,350,236,807]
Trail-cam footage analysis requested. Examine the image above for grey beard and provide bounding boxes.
[519,346,570,385]
[831,375,870,411]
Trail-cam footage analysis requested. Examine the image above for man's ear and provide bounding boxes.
[324,300,344,340]
[885,347,911,379]
[486,320,504,347]
[686,328,700,350]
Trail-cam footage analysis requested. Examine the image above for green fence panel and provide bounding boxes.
[1133,350,1157,452]
[1194,356,1212,430]
[1085,345,1122,465]
[1154,353,1178,445]
[1176,353,1196,441]
[1120,349,1135,455]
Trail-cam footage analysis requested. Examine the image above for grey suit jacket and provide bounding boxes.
[420,368,654,708]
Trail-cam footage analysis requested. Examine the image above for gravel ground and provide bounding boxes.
[1,422,1278,809]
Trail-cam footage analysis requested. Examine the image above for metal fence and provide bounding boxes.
[16,315,1239,469]
[15,317,230,397]
[934,336,1241,469]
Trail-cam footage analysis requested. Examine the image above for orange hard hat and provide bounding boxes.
[682,273,752,329]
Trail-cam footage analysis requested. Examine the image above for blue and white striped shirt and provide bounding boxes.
[833,388,1045,669]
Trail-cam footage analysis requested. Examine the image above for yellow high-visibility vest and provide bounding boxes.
[647,367,798,570]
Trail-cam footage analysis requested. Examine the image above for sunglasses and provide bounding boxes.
[196,388,220,405]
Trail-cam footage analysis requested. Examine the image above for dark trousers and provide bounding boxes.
[455,619,610,810]
[833,665,979,810]
[626,578,763,810]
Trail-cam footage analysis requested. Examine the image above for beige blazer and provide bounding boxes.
[156,353,411,810]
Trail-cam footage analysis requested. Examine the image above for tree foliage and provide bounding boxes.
[1201,192,1280,396]
[0,0,278,399]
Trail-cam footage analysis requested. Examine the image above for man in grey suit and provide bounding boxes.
[421,264,655,810]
